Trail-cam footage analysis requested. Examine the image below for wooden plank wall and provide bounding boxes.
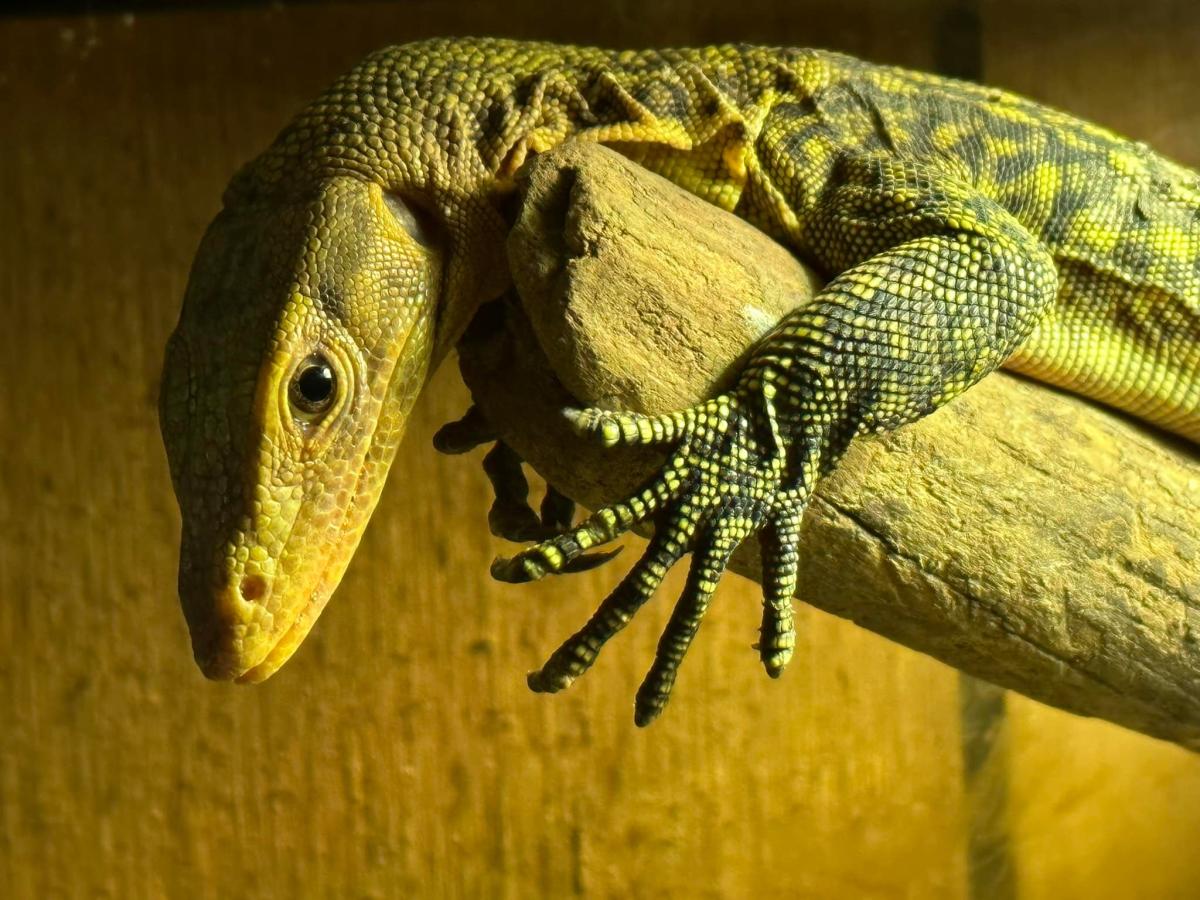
[0,2,1197,897]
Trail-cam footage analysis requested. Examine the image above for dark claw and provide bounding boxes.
[490,546,622,584]
[560,547,623,573]
[490,554,544,583]
[751,639,789,679]
[527,661,582,693]
[633,697,660,728]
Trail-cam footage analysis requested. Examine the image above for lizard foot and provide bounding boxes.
[432,404,496,454]
[491,393,805,726]
[436,405,620,564]
[481,441,621,567]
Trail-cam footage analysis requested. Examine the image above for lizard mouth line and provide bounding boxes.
[233,600,315,683]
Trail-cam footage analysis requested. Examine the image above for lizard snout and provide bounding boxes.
[187,573,278,681]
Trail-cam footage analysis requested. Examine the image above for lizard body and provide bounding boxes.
[160,38,1200,721]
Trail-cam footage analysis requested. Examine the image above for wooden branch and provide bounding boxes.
[458,142,1200,750]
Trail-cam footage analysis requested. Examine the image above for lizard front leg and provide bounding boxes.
[493,157,1060,725]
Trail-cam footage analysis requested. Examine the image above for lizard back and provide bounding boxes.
[237,38,1200,441]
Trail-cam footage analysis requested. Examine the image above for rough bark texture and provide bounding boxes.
[460,142,1200,750]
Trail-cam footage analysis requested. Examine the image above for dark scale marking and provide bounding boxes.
[634,75,692,122]
[843,83,901,154]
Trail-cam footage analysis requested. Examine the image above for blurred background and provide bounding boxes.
[3,1,1200,897]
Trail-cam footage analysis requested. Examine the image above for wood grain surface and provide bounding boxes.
[1,3,1198,898]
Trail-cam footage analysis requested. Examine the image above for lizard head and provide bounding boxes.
[160,175,443,683]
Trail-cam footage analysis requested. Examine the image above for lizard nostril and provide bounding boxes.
[239,574,270,603]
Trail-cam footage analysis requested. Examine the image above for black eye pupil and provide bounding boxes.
[290,354,337,417]
[297,364,333,403]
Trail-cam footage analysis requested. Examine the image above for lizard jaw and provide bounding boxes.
[188,569,338,684]
[187,498,372,683]
[233,584,328,684]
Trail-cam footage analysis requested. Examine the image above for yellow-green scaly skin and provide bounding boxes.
[160,38,1200,720]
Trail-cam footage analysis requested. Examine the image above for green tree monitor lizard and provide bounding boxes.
[159,38,1200,725]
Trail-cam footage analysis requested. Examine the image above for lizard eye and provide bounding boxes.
[289,353,337,418]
